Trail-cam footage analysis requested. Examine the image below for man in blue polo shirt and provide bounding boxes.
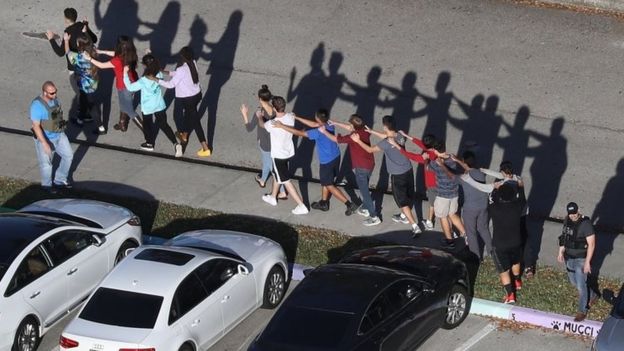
[274,108,359,215]
[30,81,74,192]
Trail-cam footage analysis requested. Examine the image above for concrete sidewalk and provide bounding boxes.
[1,129,622,280]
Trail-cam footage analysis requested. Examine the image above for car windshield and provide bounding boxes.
[80,287,163,329]
[262,306,354,349]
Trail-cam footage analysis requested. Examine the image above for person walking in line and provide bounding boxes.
[87,35,142,132]
[30,81,74,193]
[64,32,104,134]
[558,202,599,321]
[239,85,287,199]
[257,96,308,215]
[321,115,381,226]
[158,46,211,157]
[275,109,359,216]
[489,183,526,304]
[123,54,182,157]
[350,116,421,236]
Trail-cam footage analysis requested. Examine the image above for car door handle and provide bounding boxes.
[30,291,41,299]
[191,319,200,327]
[221,295,230,303]
[67,268,78,276]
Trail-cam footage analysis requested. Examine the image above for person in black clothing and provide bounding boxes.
[489,182,526,305]
[46,8,98,71]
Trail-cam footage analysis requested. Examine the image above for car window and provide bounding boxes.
[5,246,51,296]
[80,287,163,328]
[195,258,239,295]
[43,230,94,265]
[359,279,420,334]
[169,272,209,325]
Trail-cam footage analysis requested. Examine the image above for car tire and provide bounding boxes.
[114,240,138,265]
[12,317,40,351]
[442,284,470,330]
[178,343,194,351]
[262,265,286,309]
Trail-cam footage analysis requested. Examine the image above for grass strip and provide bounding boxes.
[0,176,620,321]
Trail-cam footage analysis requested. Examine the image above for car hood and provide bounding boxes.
[596,316,624,350]
[19,198,133,230]
[64,318,153,345]
[165,230,282,263]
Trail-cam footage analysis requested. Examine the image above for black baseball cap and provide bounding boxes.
[566,202,579,215]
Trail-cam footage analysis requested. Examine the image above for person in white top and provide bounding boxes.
[158,46,211,157]
[257,96,308,215]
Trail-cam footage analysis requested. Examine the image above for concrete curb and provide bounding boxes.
[538,0,624,13]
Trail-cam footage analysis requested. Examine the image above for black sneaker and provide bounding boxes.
[311,200,329,211]
[441,238,456,250]
[344,202,359,216]
[41,186,58,194]
[140,143,154,151]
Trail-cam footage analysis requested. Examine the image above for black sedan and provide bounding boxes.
[249,245,471,351]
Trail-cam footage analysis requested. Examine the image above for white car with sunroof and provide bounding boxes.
[59,230,289,351]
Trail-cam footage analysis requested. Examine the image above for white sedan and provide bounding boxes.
[0,199,142,351]
[59,229,289,351]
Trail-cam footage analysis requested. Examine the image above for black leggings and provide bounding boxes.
[143,110,177,145]
[78,91,100,123]
[178,92,205,143]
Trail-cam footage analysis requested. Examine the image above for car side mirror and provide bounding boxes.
[238,264,249,276]
[91,234,104,247]
[603,289,616,305]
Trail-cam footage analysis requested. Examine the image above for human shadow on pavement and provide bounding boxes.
[498,105,531,174]
[415,71,453,142]
[326,230,480,295]
[2,181,159,234]
[383,71,420,134]
[150,214,299,278]
[197,10,243,153]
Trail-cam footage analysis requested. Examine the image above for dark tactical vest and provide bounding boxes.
[33,96,65,133]
[562,216,591,259]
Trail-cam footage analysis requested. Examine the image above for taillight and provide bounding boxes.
[59,336,79,348]
[127,215,141,226]
[119,349,155,351]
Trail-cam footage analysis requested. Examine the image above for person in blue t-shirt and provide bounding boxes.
[273,108,359,215]
[30,81,74,192]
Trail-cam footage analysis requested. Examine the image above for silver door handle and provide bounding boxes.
[191,319,200,327]
[67,268,78,276]
[221,295,230,303]
[30,291,41,299]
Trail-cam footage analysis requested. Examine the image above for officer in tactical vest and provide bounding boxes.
[557,202,598,322]
[30,81,74,193]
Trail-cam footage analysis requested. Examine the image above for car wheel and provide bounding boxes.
[262,265,286,309]
[178,343,194,351]
[114,240,138,265]
[442,284,470,330]
[12,317,39,351]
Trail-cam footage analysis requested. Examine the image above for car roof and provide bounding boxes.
[98,245,238,296]
[0,213,76,265]
[287,264,409,314]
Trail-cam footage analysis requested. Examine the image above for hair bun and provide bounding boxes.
[261,84,268,90]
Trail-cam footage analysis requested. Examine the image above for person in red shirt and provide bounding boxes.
[87,36,141,132]
[320,115,380,226]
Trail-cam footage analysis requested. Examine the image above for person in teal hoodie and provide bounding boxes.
[123,54,182,157]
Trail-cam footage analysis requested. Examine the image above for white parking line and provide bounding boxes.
[452,323,496,351]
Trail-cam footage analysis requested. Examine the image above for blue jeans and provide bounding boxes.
[260,148,284,193]
[354,168,376,217]
[566,257,597,313]
[34,133,74,187]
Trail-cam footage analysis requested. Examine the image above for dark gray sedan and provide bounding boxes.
[592,284,624,351]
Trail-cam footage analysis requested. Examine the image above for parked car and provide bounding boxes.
[249,245,472,351]
[0,198,142,351]
[59,229,289,351]
[591,284,624,351]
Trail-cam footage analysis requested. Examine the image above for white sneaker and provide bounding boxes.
[423,219,434,229]
[412,223,422,235]
[357,208,370,217]
[292,204,309,215]
[363,216,381,226]
[174,143,183,158]
[262,194,277,206]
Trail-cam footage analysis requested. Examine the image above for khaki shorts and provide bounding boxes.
[434,196,458,218]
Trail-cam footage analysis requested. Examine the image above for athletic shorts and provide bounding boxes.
[434,196,458,218]
[319,156,340,186]
[492,246,522,273]
[272,157,291,184]
[391,168,415,208]
[426,187,437,207]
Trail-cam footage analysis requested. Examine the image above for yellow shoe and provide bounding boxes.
[197,148,212,157]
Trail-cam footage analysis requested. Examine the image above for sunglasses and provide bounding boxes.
[46,90,57,96]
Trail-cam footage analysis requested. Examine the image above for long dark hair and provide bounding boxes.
[115,36,138,68]
[76,33,98,78]
[142,54,161,77]
[177,46,198,84]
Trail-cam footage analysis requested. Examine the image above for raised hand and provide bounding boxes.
[240,104,248,117]
[350,133,361,142]
[63,32,70,42]
[45,30,56,40]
